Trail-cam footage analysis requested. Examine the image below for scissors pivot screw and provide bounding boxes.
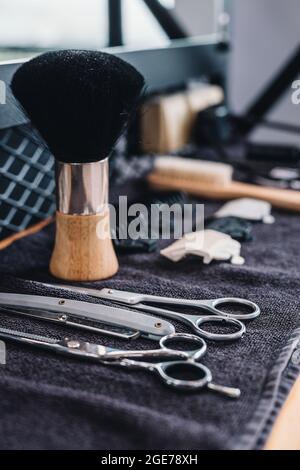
[67,340,81,349]
[108,290,114,294]
[155,322,162,329]
[58,300,65,305]
[59,314,67,321]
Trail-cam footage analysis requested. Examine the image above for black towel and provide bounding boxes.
[0,187,299,450]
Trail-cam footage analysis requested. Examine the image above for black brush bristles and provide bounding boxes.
[11,50,145,163]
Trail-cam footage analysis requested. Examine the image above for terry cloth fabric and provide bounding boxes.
[0,183,299,450]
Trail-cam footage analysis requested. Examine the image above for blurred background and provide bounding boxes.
[0,0,299,144]
[0,0,221,55]
[0,0,299,245]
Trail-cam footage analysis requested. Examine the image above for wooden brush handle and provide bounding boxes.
[148,172,300,212]
[50,210,119,281]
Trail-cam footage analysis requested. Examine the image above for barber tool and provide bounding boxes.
[0,326,240,397]
[41,284,260,342]
[0,293,174,340]
[246,143,300,167]
[251,166,300,190]
[11,50,144,281]
[206,217,253,242]
[160,229,245,265]
[141,84,224,154]
[112,206,158,254]
[193,105,234,146]
[145,190,192,237]
[112,190,191,253]
[148,156,300,212]
[113,234,158,254]
[0,305,138,340]
[214,198,275,224]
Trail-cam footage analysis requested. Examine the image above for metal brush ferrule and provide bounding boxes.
[56,158,109,215]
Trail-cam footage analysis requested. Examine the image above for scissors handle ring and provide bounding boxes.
[211,298,260,320]
[159,333,207,361]
[195,316,246,342]
[157,361,212,391]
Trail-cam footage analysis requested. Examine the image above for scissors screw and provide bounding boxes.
[67,340,81,349]
[108,290,114,294]
[155,322,162,329]
[58,300,65,305]
[59,314,67,321]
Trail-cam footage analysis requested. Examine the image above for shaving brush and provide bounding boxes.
[11,50,144,281]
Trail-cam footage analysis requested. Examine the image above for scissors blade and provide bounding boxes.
[0,293,175,339]
[0,325,111,359]
[42,284,150,305]
[0,326,165,363]
[0,325,63,350]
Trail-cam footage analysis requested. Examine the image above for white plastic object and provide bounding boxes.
[160,230,245,265]
[214,198,275,224]
[269,167,299,181]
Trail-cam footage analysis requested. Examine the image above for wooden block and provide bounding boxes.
[141,85,224,153]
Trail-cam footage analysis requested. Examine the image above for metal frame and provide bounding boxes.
[142,0,187,40]
[108,0,124,47]
[239,43,300,136]
[0,35,229,129]
[108,0,187,47]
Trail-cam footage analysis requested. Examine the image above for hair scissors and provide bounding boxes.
[0,326,240,398]
[45,285,260,342]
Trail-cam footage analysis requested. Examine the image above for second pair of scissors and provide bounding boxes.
[46,285,261,342]
[0,327,240,397]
